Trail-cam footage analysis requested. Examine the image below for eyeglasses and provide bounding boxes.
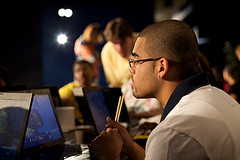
[128,57,162,68]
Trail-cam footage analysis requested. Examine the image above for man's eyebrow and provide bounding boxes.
[131,53,139,57]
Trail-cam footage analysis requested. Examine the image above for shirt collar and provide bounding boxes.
[160,72,210,122]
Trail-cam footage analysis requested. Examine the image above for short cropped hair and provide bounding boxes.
[103,17,133,41]
[139,20,199,79]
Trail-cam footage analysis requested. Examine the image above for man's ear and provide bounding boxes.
[158,58,169,79]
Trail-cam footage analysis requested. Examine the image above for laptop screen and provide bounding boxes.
[101,87,130,123]
[0,92,33,160]
[84,88,112,134]
[72,87,94,125]
[23,93,62,149]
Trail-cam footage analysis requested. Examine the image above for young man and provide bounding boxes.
[91,20,240,159]
[59,60,97,124]
[101,17,137,87]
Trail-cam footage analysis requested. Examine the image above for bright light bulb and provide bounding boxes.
[57,34,67,44]
[58,8,73,18]
[58,8,65,17]
[65,9,73,18]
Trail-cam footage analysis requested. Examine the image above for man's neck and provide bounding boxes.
[156,81,182,109]
[159,73,210,122]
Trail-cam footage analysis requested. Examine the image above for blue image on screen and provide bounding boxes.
[0,106,26,160]
[23,94,61,149]
[86,91,111,133]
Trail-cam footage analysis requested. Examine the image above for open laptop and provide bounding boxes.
[0,92,33,160]
[19,89,82,159]
[82,87,131,134]
[83,86,150,148]
[101,87,130,124]
[72,87,94,125]
[30,85,63,107]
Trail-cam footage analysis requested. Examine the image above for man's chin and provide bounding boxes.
[79,82,86,87]
[132,84,144,98]
[132,89,153,99]
[132,89,139,98]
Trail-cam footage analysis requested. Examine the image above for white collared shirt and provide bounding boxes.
[145,85,240,160]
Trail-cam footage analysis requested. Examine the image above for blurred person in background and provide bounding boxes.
[59,60,97,124]
[197,51,219,87]
[74,23,104,84]
[101,17,138,87]
[222,63,240,103]
[234,43,240,61]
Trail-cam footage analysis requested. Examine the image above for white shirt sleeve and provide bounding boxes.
[145,127,209,160]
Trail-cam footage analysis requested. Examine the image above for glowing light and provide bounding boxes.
[57,34,67,44]
[58,8,65,17]
[65,9,73,18]
[58,8,73,18]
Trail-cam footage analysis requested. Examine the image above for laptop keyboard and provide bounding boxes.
[61,144,82,158]
[21,144,82,160]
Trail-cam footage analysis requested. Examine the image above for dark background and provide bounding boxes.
[0,0,239,88]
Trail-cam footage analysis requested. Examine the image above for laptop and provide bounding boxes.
[30,85,63,107]
[72,87,94,125]
[82,87,130,134]
[0,92,33,160]
[83,86,149,149]
[19,89,82,159]
[101,87,130,124]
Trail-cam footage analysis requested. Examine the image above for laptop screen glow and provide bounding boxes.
[85,90,112,134]
[0,92,32,160]
[23,94,62,149]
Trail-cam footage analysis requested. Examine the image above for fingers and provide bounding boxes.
[105,117,129,140]
[90,127,123,160]
[106,127,119,135]
[106,127,116,132]
[91,128,121,145]
[112,128,122,140]
[107,128,122,140]
[105,117,118,128]
[106,117,123,128]
[100,128,119,136]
